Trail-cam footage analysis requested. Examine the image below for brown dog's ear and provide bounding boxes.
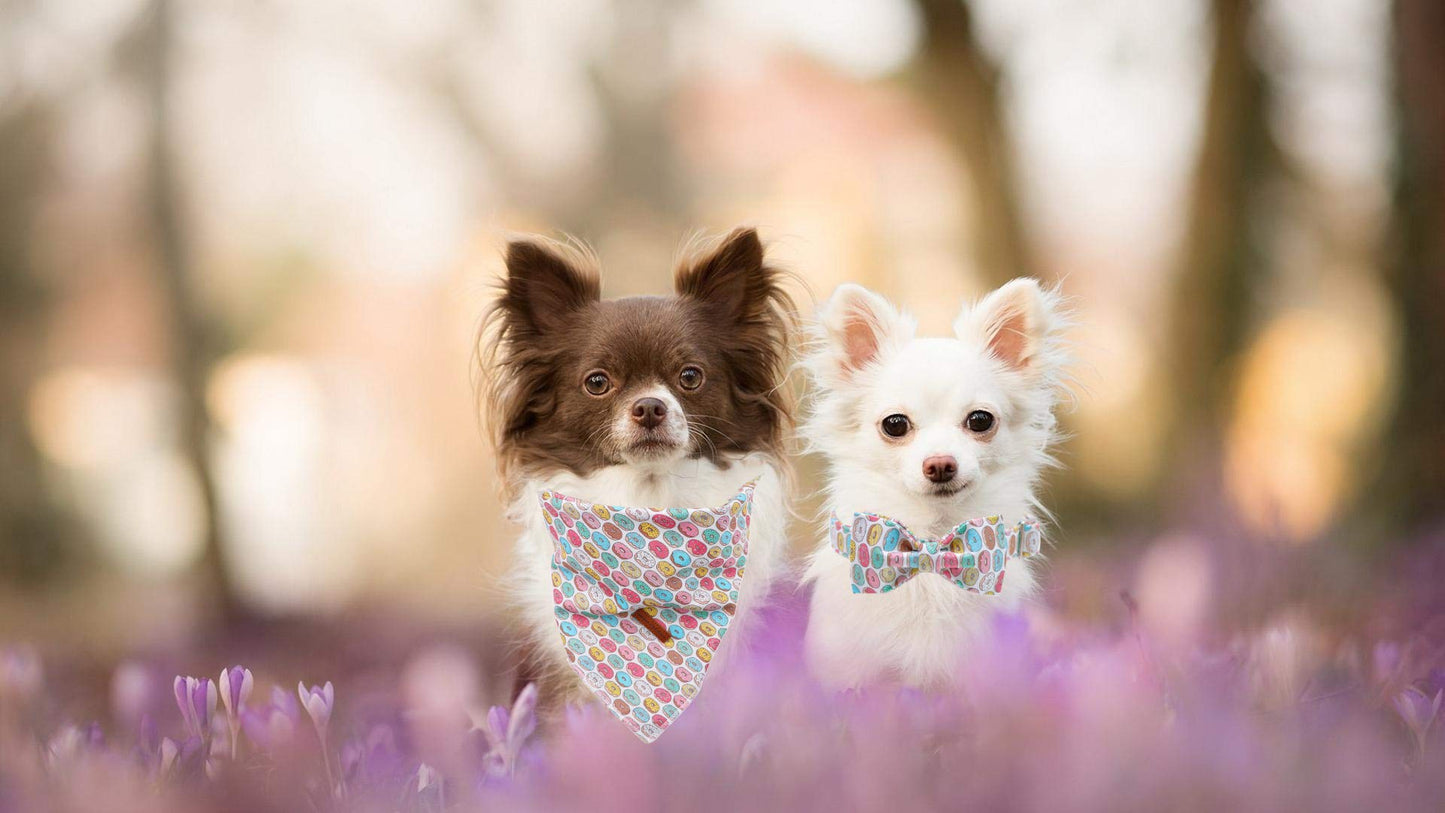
[499,239,600,338]
[674,228,773,324]
[674,227,796,456]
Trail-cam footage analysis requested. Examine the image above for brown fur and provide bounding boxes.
[477,228,797,498]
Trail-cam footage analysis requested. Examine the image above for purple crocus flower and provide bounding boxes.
[173,677,191,731]
[158,736,181,780]
[415,763,441,795]
[340,725,407,791]
[270,684,301,720]
[173,676,218,742]
[298,681,341,796]
[218,666,253,759]
[1420,668,1445,699]
[219,666,253,720]
[241,685,303,752]
[298,681,335,739]
[155,735,205,782]
[409,762,449,811]
[479,683,538,780]
[1394,687,1443,757]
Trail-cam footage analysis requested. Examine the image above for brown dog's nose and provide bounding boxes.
[922,455,958,484]
[630,397,668,429]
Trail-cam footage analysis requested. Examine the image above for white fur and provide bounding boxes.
[802,280,1069,689]
[508,453,788,700]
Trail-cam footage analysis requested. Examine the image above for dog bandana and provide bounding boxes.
[830,512,1041,595]
[540,482,754,743]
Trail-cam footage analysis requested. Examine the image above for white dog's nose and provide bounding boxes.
[922,455,958,483]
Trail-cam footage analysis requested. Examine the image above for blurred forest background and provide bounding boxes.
[1,0,1442,659]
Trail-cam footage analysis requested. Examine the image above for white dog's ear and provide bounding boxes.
[817,284,910,380]
[957,278,1050,375]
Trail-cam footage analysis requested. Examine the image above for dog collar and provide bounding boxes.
[539,482,754,743]
[829,511,1041,595]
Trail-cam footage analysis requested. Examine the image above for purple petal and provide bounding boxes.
[339,739,364,780]
[139,714,158,753]
[507,684,538,748]
[227,666,246,709]
[271,685,299,720]
[191,679,211,727]
[481,751,507,779]
[486,705,509,748]
[1422,668,1445,698]
[174,677,194,731]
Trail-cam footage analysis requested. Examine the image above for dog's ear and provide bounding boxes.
[499,239,599,339]
[816,283,911,381]
[956,278,1049,375]
[675,228,797,454]
[674,227,774,324]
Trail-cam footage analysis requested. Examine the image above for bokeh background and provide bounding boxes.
[1,0,1442,674]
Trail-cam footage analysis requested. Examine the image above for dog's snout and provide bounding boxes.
[630,397,668,429]
[922,455,958,484]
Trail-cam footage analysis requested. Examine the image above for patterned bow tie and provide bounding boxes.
[540,482,754,743]
[830,511,1041,595]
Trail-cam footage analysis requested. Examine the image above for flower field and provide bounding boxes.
[4,539,1445,812]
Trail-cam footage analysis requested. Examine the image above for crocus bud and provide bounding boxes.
[416,763,440,793]
[159,737,180,779]
[174,677,197,736]
[219,666,254,720]
[193,678,218,735]
[1395,687,1443,754]
[174,676,218,741]
[298,681,335,738]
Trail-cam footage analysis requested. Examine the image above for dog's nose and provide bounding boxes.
[922,455,958,484]
[630,397,668,429]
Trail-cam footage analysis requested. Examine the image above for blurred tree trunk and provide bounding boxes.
[1162,0,1276,518]
[138,0,241,622]
[584,0,690,241]
[913,0,1036,287]
[1383,0,1445,529]
[440,0,687,243]
[0,100,67,584]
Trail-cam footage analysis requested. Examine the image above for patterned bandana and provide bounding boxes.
[540,482,754,743]
[830,511,1041,595]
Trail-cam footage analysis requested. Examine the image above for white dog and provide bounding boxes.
[802,279,1069,689]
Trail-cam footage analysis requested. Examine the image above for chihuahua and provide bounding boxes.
[480,228,796,702]
[801,279,1068,689]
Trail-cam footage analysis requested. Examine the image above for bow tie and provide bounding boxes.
[830,511,1041,595]
[540,482,754,743]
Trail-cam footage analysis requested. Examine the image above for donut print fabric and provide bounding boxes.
[830,512,1042,595]
[539,482,754,743]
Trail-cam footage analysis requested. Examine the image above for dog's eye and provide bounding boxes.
[880,414,912,439]
[678,365,705,391]
[966,410,995,433]
[583,370,612,396]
